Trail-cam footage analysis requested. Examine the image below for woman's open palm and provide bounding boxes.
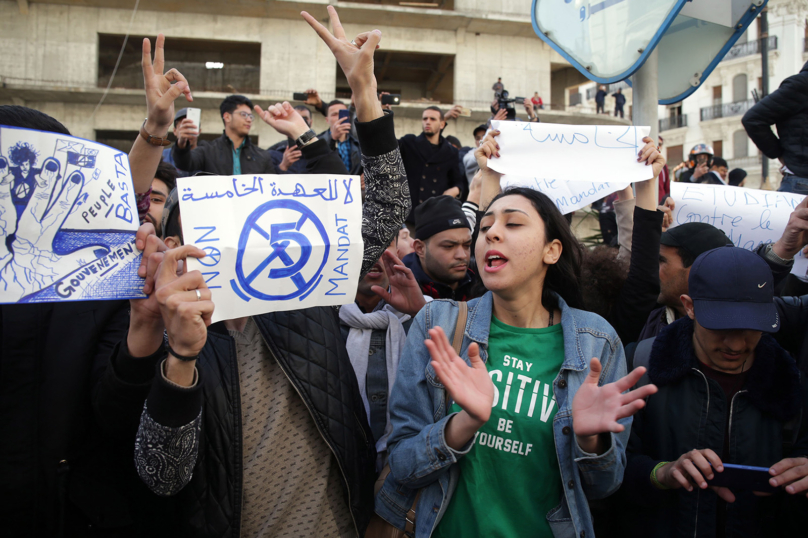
[426,327,493,423]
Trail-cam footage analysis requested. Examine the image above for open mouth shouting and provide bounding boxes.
[484,250,509,273]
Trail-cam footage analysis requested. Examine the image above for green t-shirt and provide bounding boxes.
[433,316,565,538]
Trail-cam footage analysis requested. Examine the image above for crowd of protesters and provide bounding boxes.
[1,6,808,538]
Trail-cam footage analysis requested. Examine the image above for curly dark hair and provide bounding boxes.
[579,246,629,320]
[8,142,38,167]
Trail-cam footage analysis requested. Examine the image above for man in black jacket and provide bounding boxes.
[742,60,808,194]
[173,94,276,176]
[112,10,411,536]
[620,247,808,538]
[319,99,363,175]
[613,88,626,118]
[0,37,189,535]
[399,106,463,225]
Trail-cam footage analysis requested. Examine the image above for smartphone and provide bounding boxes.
[381,93,401,106]
[185,108,201,131]
[338,108,351,123]
[458,106,472,117]
[293,92,308,101]
[706,463,777,493]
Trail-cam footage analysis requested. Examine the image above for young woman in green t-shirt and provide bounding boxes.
[382,134,664,537]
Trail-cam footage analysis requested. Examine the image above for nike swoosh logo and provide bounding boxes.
[758,283,766,288]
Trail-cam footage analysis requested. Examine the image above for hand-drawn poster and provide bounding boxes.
[489,121,653,184]
[0,125,145,304]
[178,174,363,322]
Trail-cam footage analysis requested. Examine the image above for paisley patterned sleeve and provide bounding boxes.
[134,403,202,496]
[356,112,411,280]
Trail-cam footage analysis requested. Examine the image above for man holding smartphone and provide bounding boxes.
[618,247,808,537]
[318,99,362,174]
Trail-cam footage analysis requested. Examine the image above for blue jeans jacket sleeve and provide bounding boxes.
[570,336,632,500]
[386,304,474,489]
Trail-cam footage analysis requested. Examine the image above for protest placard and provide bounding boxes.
[670,182,806,276]
[488,121,653,184]
[0,125,145,304]
[501,175,630,214]
[178,174,363,322]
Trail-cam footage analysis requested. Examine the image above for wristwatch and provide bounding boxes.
[762,243,794,267]
[295,129,317,149]
[139,119,172,147]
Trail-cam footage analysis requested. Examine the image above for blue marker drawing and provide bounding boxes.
[0,125,144,304]
[231,199,330,302]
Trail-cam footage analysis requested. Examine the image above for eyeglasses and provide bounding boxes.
[235,111,254,120]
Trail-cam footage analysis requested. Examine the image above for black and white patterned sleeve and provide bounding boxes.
[134,403,201,496]
[356,111,411,280]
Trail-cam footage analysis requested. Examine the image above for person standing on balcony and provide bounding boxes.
[613,88,626,118]
[492,77,504,99]
[742,60,808,195]
[596,85,607,114]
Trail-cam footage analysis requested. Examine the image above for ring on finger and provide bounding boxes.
[350,40,358,47]
[195,289,202,301]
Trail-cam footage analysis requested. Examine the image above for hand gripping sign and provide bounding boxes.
[178,174,363,322]
[0,125,144,304]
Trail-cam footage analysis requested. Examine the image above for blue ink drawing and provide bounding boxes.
[230,199,330,302]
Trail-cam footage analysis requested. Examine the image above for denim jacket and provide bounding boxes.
[377,291,631,538]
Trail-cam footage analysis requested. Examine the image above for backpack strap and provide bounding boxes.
[631,337,656,388]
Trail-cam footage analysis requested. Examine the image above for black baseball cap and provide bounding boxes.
[415,196,470,240]
[661,223,733,263]
[688,246,779,332]
[729,168,747,186]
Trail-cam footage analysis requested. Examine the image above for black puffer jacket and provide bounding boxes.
[742,60,808,178]
[172,131,276,175]
[619,316,808,538]
[137,308,376,537]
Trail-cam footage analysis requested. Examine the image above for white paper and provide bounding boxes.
[670,182,806,276]
[501,175,630,215]
[178,174,364,322]
[489,121,653,184]
[0,125,144,303]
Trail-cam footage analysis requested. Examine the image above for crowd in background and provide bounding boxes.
[1,6,808,538]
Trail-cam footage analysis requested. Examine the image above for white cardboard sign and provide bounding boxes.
[489,121,653,184]
[670,182,806,276]
[0,125,144,304]
[178,174,364,322]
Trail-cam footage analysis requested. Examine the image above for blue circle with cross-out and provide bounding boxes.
[234,199,330,301]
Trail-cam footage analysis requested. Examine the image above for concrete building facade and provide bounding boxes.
[0,0,627,153]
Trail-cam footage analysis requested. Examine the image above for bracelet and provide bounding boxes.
[139,119,172,147]
[166,342,199,362]
[651,461,671,490]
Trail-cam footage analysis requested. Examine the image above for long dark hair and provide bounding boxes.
[486,187,584,310]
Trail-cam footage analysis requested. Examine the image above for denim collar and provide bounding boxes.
[465,291,589,373]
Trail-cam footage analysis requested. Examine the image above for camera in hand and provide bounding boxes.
[497,90,525,120]
[381,94,401,106]
[293,92,308,101]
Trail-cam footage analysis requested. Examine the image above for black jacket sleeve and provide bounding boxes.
[610,207,664,345]
[93,336,167,441]
[301,138,349,175]
[172,143,207,173]
[741,72,807,160]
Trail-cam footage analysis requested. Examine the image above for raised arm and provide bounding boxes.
[128,35,193,194]
[303,6,410,279]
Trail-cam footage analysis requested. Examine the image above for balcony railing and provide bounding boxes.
[700,99,755,121]
[585,80,630,101]
[726,155,761,169]
[723,36,777,61]
[659,115,687,131]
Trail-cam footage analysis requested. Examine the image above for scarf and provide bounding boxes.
[339,302,410,455]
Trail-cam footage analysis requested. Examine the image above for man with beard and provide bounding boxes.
[403,195,477,301]
[144,160,176,235]
[399,106,463,227]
